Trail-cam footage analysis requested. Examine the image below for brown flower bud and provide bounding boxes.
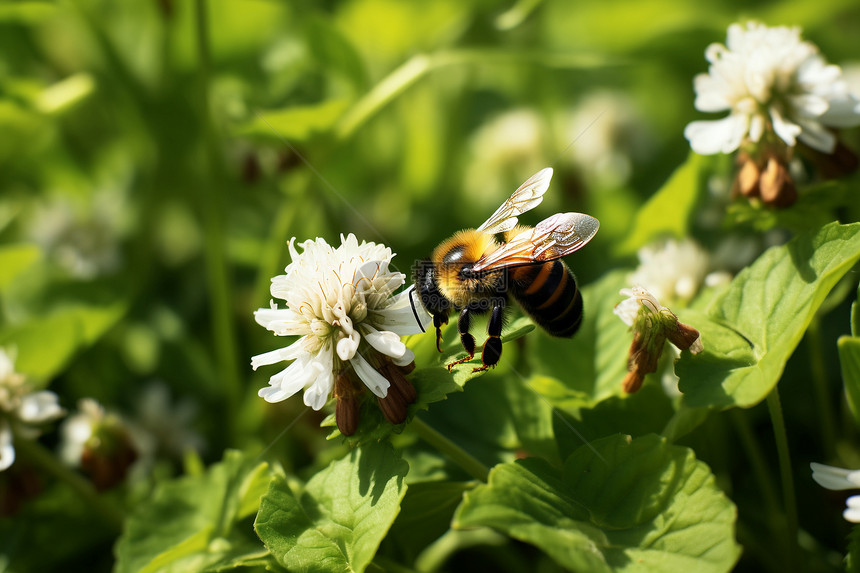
[622,370,646,393]
[734,155,761,198]
[666,321,703,353]
[334,372,360,436]
[759,156,797,207]
[376,362,416,425]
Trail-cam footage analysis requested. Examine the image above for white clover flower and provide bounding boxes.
[614,286,663,327]
[130,382,204,460]
[0,348,65,471]
[630,239,712,304]
[684,21,860,156]
[252,234,428,429]
[614,287,703,393]
[811,462,860,522]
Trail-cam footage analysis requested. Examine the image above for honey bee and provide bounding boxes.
[411,168,599,372]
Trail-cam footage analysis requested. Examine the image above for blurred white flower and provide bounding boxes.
[629,238,731,305]
[811,462,860,522]
[130,382,204,460]
[252,234,427,434]
[564,91,652,186]
[685,21,860,156]
[58,398,141,490]
[28,190,125,279]
[0,348,65,471]
[465,110,546,209]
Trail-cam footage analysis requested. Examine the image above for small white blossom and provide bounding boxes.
[811,462,860,523]
[58,398,106,466]
[614,286,663,327]
[630,239,712,304]
[252,234,428,412]
[684,22,860,156]
[0,348,65,471]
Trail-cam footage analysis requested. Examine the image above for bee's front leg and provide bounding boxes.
[446,308,476,371]
[433,313,448,353]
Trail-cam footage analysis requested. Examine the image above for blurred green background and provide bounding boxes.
[1,0,860,570]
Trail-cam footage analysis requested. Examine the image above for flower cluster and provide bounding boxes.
[685,22,860,207]
[0,349,65,471]
[614,287,703,393]
[252,234,428,436]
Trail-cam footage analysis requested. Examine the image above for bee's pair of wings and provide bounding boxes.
[472,168,599,273]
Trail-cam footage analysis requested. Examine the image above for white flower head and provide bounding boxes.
[252,234,428,432]
[0,348,65,471]
[811,462,860,523]
[630,239,712,304]
[684,21,860,156]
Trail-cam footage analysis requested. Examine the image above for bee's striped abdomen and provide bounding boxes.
[510,260,583,337]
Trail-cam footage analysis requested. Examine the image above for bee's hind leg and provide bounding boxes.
[474,301,504,373]
[446,308,476,371]
[433,313,448,353]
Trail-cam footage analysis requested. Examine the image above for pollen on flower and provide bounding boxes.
[251,234,430,435]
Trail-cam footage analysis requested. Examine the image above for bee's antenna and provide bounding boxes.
[407,285,426,333]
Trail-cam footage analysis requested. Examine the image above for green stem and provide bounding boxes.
[766,387,800,571]
[15,437,124,532]
[194,0,241,432]
[731,409,781,523]
[411,416,489,482]
[807,318,837,458]
[333,49,622,142]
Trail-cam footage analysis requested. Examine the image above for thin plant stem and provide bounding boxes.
[807,318,837,458]
[766,387,800,572]
[731,409,781,523]
[194,0,242,433]
[410,416,489,482]
[15,437,124,532]
[333,50,622,142]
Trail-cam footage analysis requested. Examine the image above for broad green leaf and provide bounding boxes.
[0,2,57,23]
[0,301,126,383]
[255,440,408,573]
[615,154,704,256]
[841,337,860,428]
[115,451,272,573]
[237,100,349,142]
[528,270,631,411]
[384,481,473,562]
[0,244,40,292]
[454,434,740,573]
[678,222,860,409]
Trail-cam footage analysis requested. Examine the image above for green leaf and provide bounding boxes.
[0,301,126,383]
[841,336,860,428]
[847,524,860,573]
[0,244,40,292]
[852,283,860,337]
[677,222,860,409]
[615,154,704,256]
[115,451,272,573]
[237,99,349,142]
[528,270,631,411]
[454,434,740,573]
[255,440,408,573]
[384,481,473,563]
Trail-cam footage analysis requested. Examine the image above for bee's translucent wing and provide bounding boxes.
[472,212,599,272]
[475,168,553,235]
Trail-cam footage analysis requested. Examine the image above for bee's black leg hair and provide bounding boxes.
[446,308,476,371]
[475,301,504,372]
[433,313,448,353]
